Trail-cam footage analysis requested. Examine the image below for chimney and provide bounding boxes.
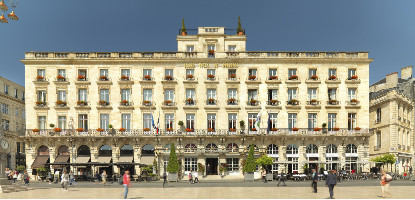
[401,66,412,80]
[385,72,398,89]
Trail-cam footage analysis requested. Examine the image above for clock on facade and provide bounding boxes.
[0,139,9,150]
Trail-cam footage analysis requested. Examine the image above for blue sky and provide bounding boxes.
[1,0,415,86]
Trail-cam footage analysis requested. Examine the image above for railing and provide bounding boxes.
[374,145,381,151]
[227,100,238,105]
[142,101,153,106]
[34,77,48,82]
[97,101,110,106]
[327,100,339,105]
[120,101,133,106]
[55,77,68,82]
[247,100,260,106]
[206,100,217,105]
[184,100,196,106]
[346,100,360,106]
[287,100,300,105]
[267,100,280,106]
[76,77,89,81]
[23,128,371,137]
[55,101,67,107]
[306,100,320,105]
[162,101,176,106]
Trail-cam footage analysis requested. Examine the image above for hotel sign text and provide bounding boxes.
[185,63,239,69]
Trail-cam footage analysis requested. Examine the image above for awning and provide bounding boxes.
[52,155,70,169]
[31,155,49,169]
[119,156,133,163]
[96,156,112,163]
[140,156,155,165]
[75,156,90,164]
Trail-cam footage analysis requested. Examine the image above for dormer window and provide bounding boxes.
[208,45,215,58]
[187,45,194,52]
[228,45,236,52]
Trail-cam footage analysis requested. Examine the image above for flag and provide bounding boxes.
[267,111,271,133]
[151,114,155,129]
[254,110,261,130]
[156,110,160,134]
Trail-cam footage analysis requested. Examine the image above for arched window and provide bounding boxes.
[77,145,90,156]
[142,144,155,155]
[226,143,239,152]
[306,144,318,154]
[120,145,133,156]
[206,143,218,150]
[286,144,298,155]
[99,145,112,156]
[326,144,337,154]
[38,145,49,155]
[267,144,278,155]
[184,144,197,152]
[346,144,357,153]
[58,145,69,155]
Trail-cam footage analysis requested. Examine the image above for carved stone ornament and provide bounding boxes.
[163,85,175,89]
[76,85,89,89]
[206,84,216,89]
[119,84,132,89]
[141,84,153,89]
[98,85,111,90]
[247,85,259,89]
[227,84,239,89]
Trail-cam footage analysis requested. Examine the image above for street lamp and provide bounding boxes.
[0,0,19,23]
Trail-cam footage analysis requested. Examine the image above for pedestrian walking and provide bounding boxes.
[60,171,69,191]
[277,170,286,186]
[326,170,337,199]
[380,170,392,198]
[12,169,18,184]
[102,170,107,185]
[23,170,30,186]
[122,170,131,199]
[262,169,267,183]
[69,171,77,185]
[5,168,10,180]
[47,171,52,184]
[188,171,193,184]
[193,171,199,183]
[54,170,60,183]
[311,169,318,193]
[163,171,167,187]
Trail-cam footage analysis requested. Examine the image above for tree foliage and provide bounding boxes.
[256,155,273,169]
[181,18,187,33]
[167,143,179,173]
[244,144,257,173]
[236,16,243,33]
[371,153,396,166]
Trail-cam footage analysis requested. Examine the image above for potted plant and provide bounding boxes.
[329,75,337,80]
[56,100,66,106]
[54,127,61,132]
[32,129,40,132]
[119,128,126,132]
[167,143,179,182]
[354,127,361,131]
[208,128,215,132]
[181,18,187,35]
[288,99,298,105]
[269,75,278,80]
[121,75,130,80]
[220,163,228,177]
[186,74,194,80]
[310,99,318,105]
[227,98,236,104]
[185,128,194,132]
[333,127,340,131]
[256,155,273,181]
[207,74,215,80]
[350,99,358,104]
[229,128,236,132]
[164,100,172,105]
[76,128,84,132]
[208,49,215,56]
[99,100,108,106]
[250,127,257,131]
[288,75,298,80]
[143,75,151,80]
[310,75,318,80]
[292,127,299,131]
[36,167,48,177]
[244,145,256,181]
[143,128,150,132]
[77,75,86,81]
[350,75,358,80]
[36,76,45,81]
[36,101,46,106]
[166,128,173,132]
[49,124,55,128]
[121,100,129,106]
[164,75,173,80]
[16,165,26,173]
[329,100,337,105]
[248,75,256,80]
[239,120,245,130]
[56,75,65,81]
[186,98,194,104]
[178,120,184,130]
[97,128,105,132]
[198,163,205,176]
[270,99,279,105]
[271,128,278,131]
[250,99,257,105]
[143,100,151,105]
[229,74,236,79]
[77,101,87,106]
[322,123,327,134]
[208,98,215,104]
[99,75,108,81]
[313,127,321,131]
[236,16,244,35]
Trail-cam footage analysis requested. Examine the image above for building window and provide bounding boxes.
[100,114,109,130]
[288,69,297,77]
[58,116,67,129]
[187,45,194,52]
[186,89,195,100]
[122,114,131,130]
[376,108,381,123]
[228,89,237,100]
[100,89,109,102]
[329,69,336,77]
[376,132,381,149]
[121,69,130,78]
[186,114,195,130]
[288,89,297,100]
[348,113,356,130]
[309,69,317,78]
[348,89,356,100]
[287,144,299,154]
[165,114,174,130]
[226,158,239,171]
[143,114,152,129]
[326,144,337,154]
[228,69,236,79]
[37,69,46,77]
[186,69,194,78]
[269,69,277,77]
[22,110,25,119]
[21,92,24,100]
[308,88,317,101]
[184,158,197,172]
[207,69,215,76]
[143,89,152,102]
[3,85,8,95]
[208,45,215,58]
[165,69,173,78]
[58,91,66,102]
[37,91,47,103]
[268,89,278,101]
[249,69,257,76]
[267,144,278,155]
[78,69,87,79]
[58,69,66,78]
[248,89,257,101]
[14,108,18,117]
[328,88,336,100]
[38,116,46,130]
[346,144,358,153]
[163,159,169,171]
[207,114,216,130]
[348,69,356,79]
[228,114,237,130]
[121,89,131,102]
[228,45,236,52]
[164,90,174,101]
[248,113,257,130]
[1,104,8,114]
[288,113,297,129]
[143,69,152,77]
[270,113,278,129]
[2,119,9,130]
[306,144,318,154]
[78,89,87,102]
[207,89,216,100]
[14,89,18,98]
[328,113,337,131]
[308,113,317,130]
[78,114,88,130]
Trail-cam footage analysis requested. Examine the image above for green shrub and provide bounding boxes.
[256,155,273,171]
[167,143,179,173]
[244,145,256,173]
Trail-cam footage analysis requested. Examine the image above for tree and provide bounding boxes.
[236,16,243,34]
[167,143,179,173]
[181,18,187,34]
[256,155,273,172]
[244,144,256,173]
[371,153,396,170]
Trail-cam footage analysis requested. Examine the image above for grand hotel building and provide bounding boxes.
[21,26,373,178]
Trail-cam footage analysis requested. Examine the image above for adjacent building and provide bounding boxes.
[21,26,373,178]
[369,66,414,173]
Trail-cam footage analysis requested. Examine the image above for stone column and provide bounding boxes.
[298,145,306,173]
[25,145,35,178]
[197,155,206,176]
[278,145,286,173]
[10,152,16,170]
[112,146,120,175]
[49,147,56,173]
[133,145,141,175]
[338,145,345,171]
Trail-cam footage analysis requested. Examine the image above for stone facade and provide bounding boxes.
[21,27,373,179]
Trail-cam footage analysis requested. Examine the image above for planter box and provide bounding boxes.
[266,174,273,181]
[244,172,254,181]
[146,176,152,181]
[168,172,178,182]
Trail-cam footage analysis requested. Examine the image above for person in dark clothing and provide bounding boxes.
[277,170,287,186]
[311,169,318,193]
[326,170,337,199]
[163,171,167,187]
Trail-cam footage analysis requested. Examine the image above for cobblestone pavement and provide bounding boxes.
[1,180,414,199]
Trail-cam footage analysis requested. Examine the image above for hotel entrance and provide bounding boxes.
[206,158,218,175]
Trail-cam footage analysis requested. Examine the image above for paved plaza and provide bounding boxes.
[1,180,415,199]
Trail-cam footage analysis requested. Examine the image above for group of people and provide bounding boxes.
[188,170,199,184]
[5,168,30,185]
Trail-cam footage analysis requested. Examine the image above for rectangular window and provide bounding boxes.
[14,89,18,98]
[207,114,216,130]
[226,158,239,171]
[288,89,297,100]
[100,114,109,130]
[228,45,236,51]
[207,89,216,99]
[288,157,298,173]
[164,90,174,101]
[143,89,152,101]
[78,69,87,78]
[348,69,356,79]
[187,45,194,52]
[308,113,317,130]
[100,89,110,102]
[329,69,336,77]
[15,108,18,117]
[184,158,197,172]
[269,69,277,77]
[143,69,152,76]
[58,116,67,129]
[308,88,317,101]
[78,89,87,102]
[207,69,215,76]
[328,88,337,100]
[121,69,130,78]
[37,91,47,102]
[376,108,381,123]
[249,69,257,76]
[248,113,257,130]
[143,114,152,129]
[186,69,194,77]
[328,113,337,131]
[288,113,297,129]
[228,69,236,78]
[22,92,24,100]
[165,114,174,129]
[309,69,317,78]
[100,69,109,77]
[348,113,356,130]
[121,89,131,101]
[38,116,46,130]
[248,89,258,100]
[4,85,8,95]
[57,90,66,102]
[376,131,381,148]
[186,89,195,99]
[58,69,66,78]
[288,69,297,77]
[270,113,278,129]
[22,110,25,119]
[228,114,237,130]
[228,89,237,100]
[348,89,356,100]
[122,114,131,130]
[268,89,278,101]
[186,114,195,130]
[78,114,88,130]
[37,69,45,77]
[165,69,173,77]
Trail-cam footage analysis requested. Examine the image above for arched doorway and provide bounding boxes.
[31,145,50,176]
[119,145,134,175]
[76,145,91,177]
[53,145,70,172]
[141,144,155,169]
[97,145,113,177]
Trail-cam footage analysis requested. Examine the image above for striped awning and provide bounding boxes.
[52,155,70,169]
[118,156,133,163]
[31,155,49,169]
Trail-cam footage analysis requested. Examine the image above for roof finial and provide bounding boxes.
[181,18,187,35]
[237,16,244,35]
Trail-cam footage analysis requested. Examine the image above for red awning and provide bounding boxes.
[31,155,49,169]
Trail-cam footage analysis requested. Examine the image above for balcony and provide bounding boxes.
[205,75,219,83]
[306,100,321,109]
[75,101,91,110]
[247,100,259,106]
[140,101,155,109]
[33,77,49,85]
[184,99,197,110]
[139,76,155,84]
[246,76,261,84]
[54,101,69,110]
[75,77,91,85]
[286,99,300,109]
[225,75,239,83]
[265,76,281,84]
[305,76,321,84]
[345,76,361,84]
[374,145,381,151]
[325,76,341,84]
[118,77,133,85]
[326,100,340,109]
[206,99,217,106]
[96,76,113,85]
[34,101,48,110]
[97,101,112,109]
[226,99,238,105]
[54,76,69,85]
[184,75,197,83]
[345,100,360,108]
[286,76,300,84]
[162,101,177,110]
[119,101,134,110]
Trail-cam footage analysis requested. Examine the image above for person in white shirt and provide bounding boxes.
[193,171,199,183]
[61,171,69,191]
